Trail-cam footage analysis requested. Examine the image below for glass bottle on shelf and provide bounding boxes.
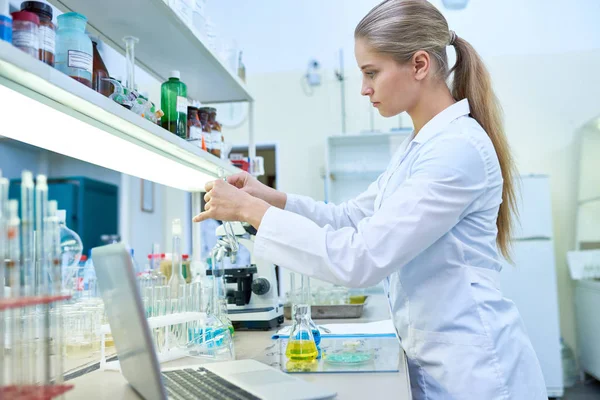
[198,107,212,153]
[90,37,111,97]
[21,1,55,66]
[11,10,39,58]
[206,107,222,158]
[187,106,202,144]
[55,12,93,88]
[0,0,12,44]
[160,70,188,139]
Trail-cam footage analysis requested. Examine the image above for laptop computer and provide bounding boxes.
[92,243,336,400]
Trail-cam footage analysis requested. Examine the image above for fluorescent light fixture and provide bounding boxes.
[0,42,237,192]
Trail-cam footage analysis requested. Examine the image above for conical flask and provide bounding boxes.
[285,303,318,361]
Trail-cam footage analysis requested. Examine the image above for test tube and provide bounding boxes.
[21,171,34,384]
[151,243,160,271]
[7,200,22,384]
[0,175,7,387]
[35,174,50,384]
[289,272,296,306]
[48,201,64,384]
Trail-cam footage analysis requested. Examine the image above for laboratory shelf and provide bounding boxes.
[0,384,74,400]
[46,0,253,104]
[0,295,72,311]
[0,41,239,191]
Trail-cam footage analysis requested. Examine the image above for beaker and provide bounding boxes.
[285,304,318,361]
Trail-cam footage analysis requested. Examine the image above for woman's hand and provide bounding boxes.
[192,179,271,228]
[227,171,287,209]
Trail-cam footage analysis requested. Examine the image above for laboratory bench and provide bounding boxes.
[65,294,412,400]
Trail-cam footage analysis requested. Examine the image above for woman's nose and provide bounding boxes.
[361,84,373,97]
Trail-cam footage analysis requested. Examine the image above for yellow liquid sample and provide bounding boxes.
[349,295,366,304]
[285,340,318,361]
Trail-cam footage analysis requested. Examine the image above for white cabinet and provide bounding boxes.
[324,131,410,204]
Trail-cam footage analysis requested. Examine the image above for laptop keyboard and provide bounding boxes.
[163,368,262,400]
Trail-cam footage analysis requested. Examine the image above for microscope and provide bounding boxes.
[211,222,284,330]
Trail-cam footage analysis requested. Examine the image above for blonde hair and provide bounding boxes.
[355,0,517,260]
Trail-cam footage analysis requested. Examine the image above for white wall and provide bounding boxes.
[207,0,600,74]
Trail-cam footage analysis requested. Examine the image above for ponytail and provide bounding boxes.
[451,36,518,260]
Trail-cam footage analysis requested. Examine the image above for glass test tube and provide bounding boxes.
[35,175,51,384]
[0,176,6,387]
[21,172,35,384]
[7,200,21,384]
[49,201,64,384]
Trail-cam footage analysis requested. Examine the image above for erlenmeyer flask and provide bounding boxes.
[285,304,318,361]
[301,276,321,357]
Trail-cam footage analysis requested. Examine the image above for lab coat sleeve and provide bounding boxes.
[283,177,381,230]
[254,136,488,287]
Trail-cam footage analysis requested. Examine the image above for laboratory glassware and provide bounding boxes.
[122,36,138,94]
[285,303,318,362]
[55,12,92,87]
[21,1,55,66]
[11,10,39,58]
[160,70,188,139]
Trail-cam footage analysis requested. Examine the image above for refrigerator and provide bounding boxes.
[499,174,564,397]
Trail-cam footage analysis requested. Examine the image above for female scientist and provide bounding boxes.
[194,0,547,398]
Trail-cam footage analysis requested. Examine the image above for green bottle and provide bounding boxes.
[161,70,188,139]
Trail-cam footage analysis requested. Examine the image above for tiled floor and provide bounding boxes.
[562,378,600,399]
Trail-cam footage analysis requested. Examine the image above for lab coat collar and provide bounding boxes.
[411,99,470,145]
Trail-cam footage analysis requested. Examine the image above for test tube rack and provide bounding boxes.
[0,294,74,400]
[98,311,234,371]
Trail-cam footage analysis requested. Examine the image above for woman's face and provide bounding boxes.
[354,38,420,118]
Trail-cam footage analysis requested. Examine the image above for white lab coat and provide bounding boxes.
[254,100,547,399]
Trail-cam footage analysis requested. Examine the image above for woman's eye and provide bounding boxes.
[366,71,376,78]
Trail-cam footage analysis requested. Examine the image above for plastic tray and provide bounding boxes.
[265,336,400,374]
[283,296,368,319]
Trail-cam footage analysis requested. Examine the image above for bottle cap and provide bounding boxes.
[169,70,181,80]
[11,10,39,24]
[20,1,53,20]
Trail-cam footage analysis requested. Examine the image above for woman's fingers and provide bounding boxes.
[227,172,248,188]
[204,191,211,203]
[205,180,216,192]
[192,211,211,223]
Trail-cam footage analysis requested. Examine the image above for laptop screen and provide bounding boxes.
[92,243,167,400]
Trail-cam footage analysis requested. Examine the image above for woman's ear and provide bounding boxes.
[412,50,430,81]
